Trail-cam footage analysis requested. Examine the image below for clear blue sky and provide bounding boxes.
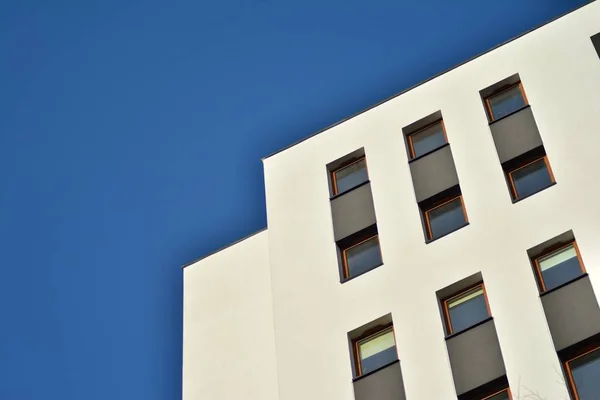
[0,0,587,399]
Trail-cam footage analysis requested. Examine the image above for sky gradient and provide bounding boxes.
[0,1,588,399]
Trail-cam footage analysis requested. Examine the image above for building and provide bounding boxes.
[182,2,600,399]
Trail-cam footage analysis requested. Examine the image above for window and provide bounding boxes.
[331,157,368,195]
[533,242,585,292]
[424,195,468,240]
[443,284,491,334]
[485,83,528,121]
[353,325,397,376]
[407,120,448,159]
[342,235,382,279]
[591,32,600,60]
[565,346,600,399]
[507,156,555,200]
[481,388,512,400]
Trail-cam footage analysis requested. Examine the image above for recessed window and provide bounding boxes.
[353,325,397,376]
[424,195,468,240]
[508,156,555,200]
[407,120,448,159]
[342,235,382,279]
[534,242,585,292]
[485,83,528,121]
[482,388,511,400]
[443,284,491,334]
[332,157,368,195]
[565,346,600,399]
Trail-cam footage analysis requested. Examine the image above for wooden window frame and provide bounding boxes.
[424,195,468,240]
[507,156,555,200]
[352,324,396,377]
[565,345,600,400]
[331,157,368,196]
[442,283,491,335]
[406,119,448,159]
[533,241,586,293]
[481,388,512,400]
[485,82,529,121]
[341,234,380,279]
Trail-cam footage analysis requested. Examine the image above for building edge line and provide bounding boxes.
[261,0,595,162]
[181,227,268,269]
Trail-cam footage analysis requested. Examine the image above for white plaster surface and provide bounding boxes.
[184,3,600,398]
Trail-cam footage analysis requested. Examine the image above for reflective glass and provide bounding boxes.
[447,287,489,333]
[345,236,382,278]
[334,159,368,194]
[489,85,526,120]
[538,244,583,291]
[569,348,600,399]
[410,122,446,158]
[428,197,467,239]
[511,158,553,199]
[358,329,397,375]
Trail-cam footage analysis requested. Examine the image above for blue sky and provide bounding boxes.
[0,0,587,399]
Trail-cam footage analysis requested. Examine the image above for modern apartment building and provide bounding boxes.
[182,2,600,399]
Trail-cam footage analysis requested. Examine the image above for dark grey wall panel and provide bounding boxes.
[330,183,376,241]
[409,145,459,203]
[489,106,543,163]
[592,33,600,59]
[353,361,406,400]
[446,319,506,396]
[541,276,600,351]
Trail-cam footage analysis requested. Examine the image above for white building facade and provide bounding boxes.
[183,3,600,399]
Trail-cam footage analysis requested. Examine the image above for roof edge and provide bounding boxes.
[181,227,268,269]
[261,0,594,161]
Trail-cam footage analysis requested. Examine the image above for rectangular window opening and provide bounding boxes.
[424,195,468,241]
[481,388,512,400]
[353,325,397,377]
[485,82,528,121]
[443,283,491,335]
[507,155,555,201]
[341,234,383,280]
[533,241,585,293]
[565,345,600,399]
[407,119,448,159]
[331,157,368,196]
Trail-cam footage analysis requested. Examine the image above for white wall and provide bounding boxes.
[262,2,600,399]
[182,231,279,400]
[184,3,600,399]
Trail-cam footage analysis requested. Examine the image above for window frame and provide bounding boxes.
[507,155,555,200]
[481,388,512,400]
[341,234,381,279]
[352,324,396,377]
[406,119,448,159]
[485,82,529,121]
[331,156,368,196]
[564,345,600,400]
[442,283,491,335]
[533,241,586,293]
[424,195,469,241]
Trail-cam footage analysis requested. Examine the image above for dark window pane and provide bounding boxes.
[346,236,382,277]
[334,159,368,194]
[539,245,583,291]
[489,85,526,120]
[411,123,446,158]
[570,348,600,399]
[511,158,553,199]
[448,288,489,333]
[360,346,397,375]
[358,329,396,375]
[428,198,467,239]
[485,390,510,400]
